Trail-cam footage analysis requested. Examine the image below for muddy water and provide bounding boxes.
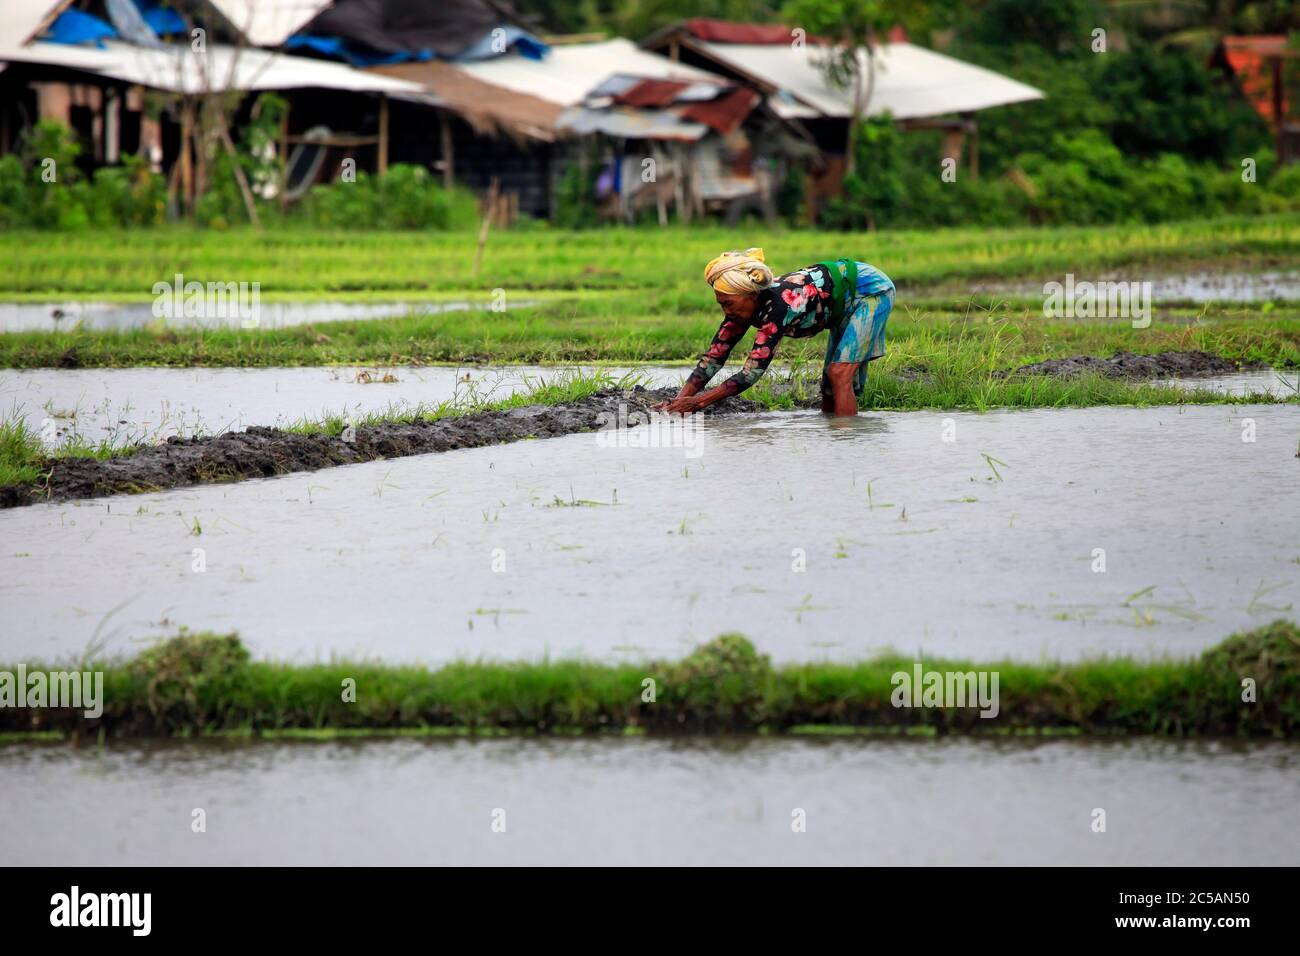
[973,270,1300,304]
[1161,369,1299,399]
[1,404,1296,665]
[0,299,533,333]
[3,365,1291,447]
[1,365,689,445]
[0,737,1294,865]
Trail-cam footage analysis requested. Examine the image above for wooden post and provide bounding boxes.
[220,124,262,229]
[377,95,389,176]
[277,100,290,212]
[180,99,194,217]
[473,176,499,278]
[967,116,979,181]
[439,112,454,190]
[104,87,120,164]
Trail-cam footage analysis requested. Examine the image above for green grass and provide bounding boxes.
[2,215,1298,371]
[0,416,149,490]
[2,298,1298,370]
[3,622,1296,738]
[2,215,1296,296]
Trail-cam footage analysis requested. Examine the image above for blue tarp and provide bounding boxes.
[139,2,186,36]
[45,9,118,48]
[286,34,433,66]
[452,26,549,63]
[287,24,549,67]
[106,0,162,48]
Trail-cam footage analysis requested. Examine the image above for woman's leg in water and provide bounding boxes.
[825,361,864,416]
[821,286,893,415]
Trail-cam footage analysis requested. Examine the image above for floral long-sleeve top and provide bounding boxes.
[686,263,841,396]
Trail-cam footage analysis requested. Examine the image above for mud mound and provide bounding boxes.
[0,387,770,509]
[1009,350,1251,379]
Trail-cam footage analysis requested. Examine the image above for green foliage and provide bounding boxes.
[194,147,245,228]
[86,156,168,227]
[0,120,477,231]
[552,155,602,229]
[0,417,45,488]
[1100,44,1270,163]
[296,163,475,230]
[658,634,774,729]
[821,115,906,228]
[819,114,1298,230]
[123,633,252,733]
[776,161,808,225]
[18,119,89,229]
[961,0,1100,51]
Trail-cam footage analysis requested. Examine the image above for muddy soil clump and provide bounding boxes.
[1008,350,1255,379]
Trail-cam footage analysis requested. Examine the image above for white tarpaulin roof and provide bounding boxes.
[696,41,1044,120]
[0,0,65,51]
[0,39,436,99]
[458,38,717,107]
[206,0,333,48]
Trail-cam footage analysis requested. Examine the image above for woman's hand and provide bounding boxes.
[660,394,708,415]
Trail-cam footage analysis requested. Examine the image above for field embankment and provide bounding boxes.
[2,622,1295,739]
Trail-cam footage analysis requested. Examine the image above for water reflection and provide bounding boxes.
[2,736,1295,865]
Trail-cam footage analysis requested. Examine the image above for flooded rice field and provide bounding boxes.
[3,364,1293,447]
[0,298,533,333]
[2,736,1295,865]
[1,365,686,444]
[972,269,1300,304]
[1,403,1295,665]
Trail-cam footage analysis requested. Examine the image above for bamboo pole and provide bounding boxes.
[219,124,261,229]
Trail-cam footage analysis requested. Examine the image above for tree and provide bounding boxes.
[781,0,928,176]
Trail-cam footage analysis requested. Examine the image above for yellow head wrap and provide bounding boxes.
[704,247,773,295]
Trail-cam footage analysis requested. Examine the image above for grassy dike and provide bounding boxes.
[2,215,1296,296]
[2,299,1298,369]
[2,622,1296,740]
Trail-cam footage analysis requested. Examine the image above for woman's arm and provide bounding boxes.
[664,321,785,413]
[656,319,746,409]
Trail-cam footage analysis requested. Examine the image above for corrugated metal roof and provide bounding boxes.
[696,40,1044,120]
[683,17,809,45]
[457,38,717,107]
[555,105,708,141]
[615,78,690,109]
[680,86,759,136]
